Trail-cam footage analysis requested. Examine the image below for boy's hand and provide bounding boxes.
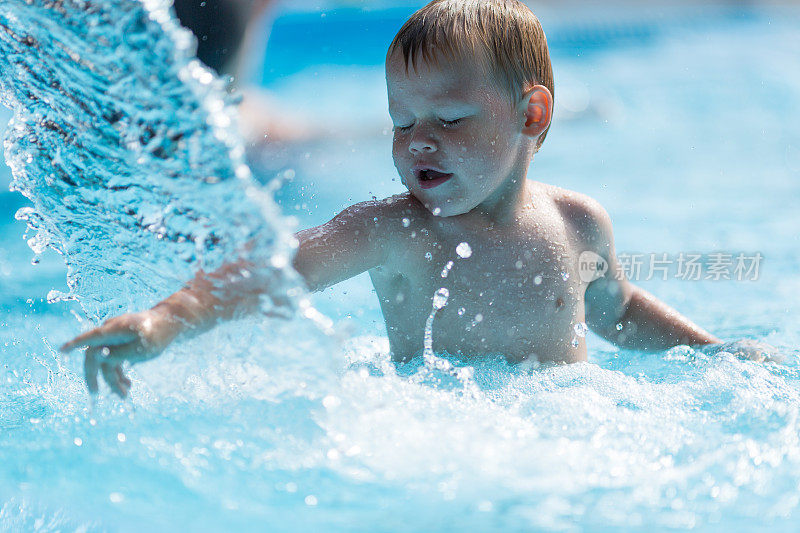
[60,309,179,397]
[712,339,782,363]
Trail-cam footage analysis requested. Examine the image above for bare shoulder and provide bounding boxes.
[321,193,417,226]
[311,193,428,245]
[537,182,614,248]
[338,192,424,220]
[376,192,428,220]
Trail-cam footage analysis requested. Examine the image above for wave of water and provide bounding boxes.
[0,0,298,320]
[0,0,339,528]
[2,1,800,532]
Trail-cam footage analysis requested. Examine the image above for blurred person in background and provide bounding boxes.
[173,0,324,146]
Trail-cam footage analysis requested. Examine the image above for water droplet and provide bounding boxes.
[515,260,523,269]
[440,260,454,278]
[270,254,289,269]
[534,274,543,285]
[46,290,74,304]
[573,322,589,337]
[458,307,466,316]
[322,395,341,409]
[571,337,580,348]
[561,272,570,281]
[402,217,410,227]
[432,207,442,216]
[456,366,474,380]
[616,322,624,331]
[456,242,472,258]
[73,437,82,447]
[425,251,433,261]
[432,288,449,310]
[474,313,483,322]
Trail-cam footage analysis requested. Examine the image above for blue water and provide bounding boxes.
[2,1,800,531]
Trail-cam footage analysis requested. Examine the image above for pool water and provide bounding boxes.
[1,1,800,531]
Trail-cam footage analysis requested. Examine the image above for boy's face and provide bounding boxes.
[386,50,531,217]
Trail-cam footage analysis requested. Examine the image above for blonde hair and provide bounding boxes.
[388,0,554,150]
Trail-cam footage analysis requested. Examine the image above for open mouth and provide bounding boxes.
[416,168,453,189]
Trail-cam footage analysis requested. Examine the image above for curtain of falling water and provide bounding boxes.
[0,0,300,321]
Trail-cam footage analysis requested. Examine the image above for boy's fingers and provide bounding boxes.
[115,366,132,389]
[104,343,151,365]
[86,347,133,397]
[113,365,131,397]
[84,348,100,395]
[61,328,138,353]
[101,362,127,398]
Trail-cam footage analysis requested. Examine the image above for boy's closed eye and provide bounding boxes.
[392,117,466,132]
[439,117,463,128]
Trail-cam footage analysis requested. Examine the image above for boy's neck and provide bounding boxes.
[459,163,533,228]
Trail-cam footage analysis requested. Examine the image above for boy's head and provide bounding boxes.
[386,0,555,217]
[388,0,554,148]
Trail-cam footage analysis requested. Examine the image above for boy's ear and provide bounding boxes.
[520,85,553,138]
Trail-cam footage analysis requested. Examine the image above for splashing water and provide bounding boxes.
[2,3,800,532]
[0,0,298,320]
[440,260,453,278]
[0,2,342,527]
[422,288,449,367]
[572,321,589,348]
[419,287,478,393]
[431,287,449,311]
[456,241,472,258]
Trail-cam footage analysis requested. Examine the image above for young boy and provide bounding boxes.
[62,0,768,397]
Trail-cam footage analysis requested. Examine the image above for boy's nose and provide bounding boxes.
[409,129,437,154]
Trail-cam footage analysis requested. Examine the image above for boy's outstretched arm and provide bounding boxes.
[293,201,391,291]
[568,194,721,351]
[61,201,389,396]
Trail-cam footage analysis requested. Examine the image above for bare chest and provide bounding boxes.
[370,221,587,362]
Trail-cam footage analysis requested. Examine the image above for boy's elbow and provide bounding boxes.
[584,278,633,338]
[291,252,324,293]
